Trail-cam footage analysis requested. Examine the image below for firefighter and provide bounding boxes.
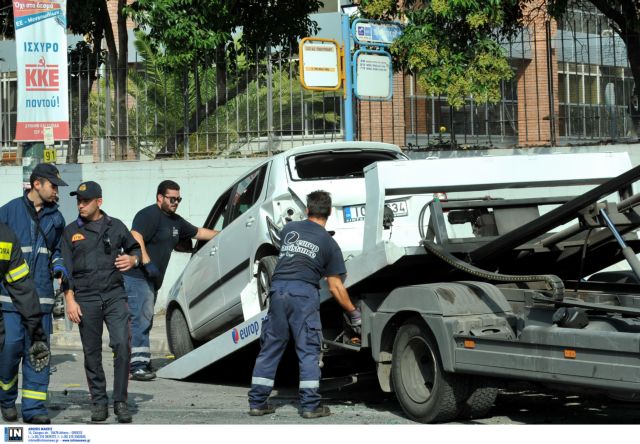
[0,223,50,424]
[0,163,67,424]
[61,181,140,423]
[248,190,361,419]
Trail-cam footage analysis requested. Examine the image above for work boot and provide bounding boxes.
[248,404,275,416]
[130,367,156,381]
[114,402,132,424]
[301,405,331,419]
[90,403,108,422]
[1,406,17,422]
[24,414,51,424]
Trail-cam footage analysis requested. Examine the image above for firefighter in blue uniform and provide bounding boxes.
[0,223,51,423]
[248,190,361,418]
[0,163,67,424]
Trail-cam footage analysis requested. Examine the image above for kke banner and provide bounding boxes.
[13,0,69,141]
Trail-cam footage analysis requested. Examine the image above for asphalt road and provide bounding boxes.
[31,346,640,425]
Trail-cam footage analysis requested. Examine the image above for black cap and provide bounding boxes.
[31,163,68,186]
[70,181,102,199]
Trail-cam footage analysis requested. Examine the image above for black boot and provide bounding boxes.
[114,402,132,423]
[1,406,17,422]
[91,403,108,422]
[24,414,51,424]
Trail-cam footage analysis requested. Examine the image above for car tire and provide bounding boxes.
[457,377,499,420]
[167,308,195,359]
[391,319,467,423]
[257,255,278,310]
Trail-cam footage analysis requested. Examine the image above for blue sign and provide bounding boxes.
[351,19,403,47]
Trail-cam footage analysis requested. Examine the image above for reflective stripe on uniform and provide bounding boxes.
[251,377,274,387]
[5,261,29,283]
[0,374,18,391]
[0,295,55,305]
[299,380,319,389]
[131,347,150,354]
[131,356,150,363]
[22,246,49,255]
[52,257,63,264]
[21,246,31,253]
[22,389,47,401]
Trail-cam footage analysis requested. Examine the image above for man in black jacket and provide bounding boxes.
[0,223,49,424]
[60,181,141,424]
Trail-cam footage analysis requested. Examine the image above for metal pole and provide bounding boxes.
[342,14,354,141]
[599,208,640,281]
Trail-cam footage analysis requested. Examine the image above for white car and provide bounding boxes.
[166,142,410,357]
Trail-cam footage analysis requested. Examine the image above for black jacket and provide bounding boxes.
[61,212,141,299]
[0,223,42,349]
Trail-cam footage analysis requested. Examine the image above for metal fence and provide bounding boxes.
[1,6,638,162]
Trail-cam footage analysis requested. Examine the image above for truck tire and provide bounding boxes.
[167,308,195,358]
[391,320,467,423]
[257,256,278,310]
[458,377,499,420]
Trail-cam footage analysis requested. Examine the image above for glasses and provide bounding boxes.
[164,196,182,204]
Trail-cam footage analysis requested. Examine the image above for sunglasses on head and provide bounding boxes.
[164,196,182,204]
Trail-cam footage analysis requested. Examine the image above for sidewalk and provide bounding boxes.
[50,313,171,354]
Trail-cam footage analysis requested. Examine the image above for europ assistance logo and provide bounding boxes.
[4,427,23,442]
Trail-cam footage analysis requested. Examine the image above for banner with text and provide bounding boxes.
[13,0,69,141]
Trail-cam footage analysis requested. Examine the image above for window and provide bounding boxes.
[227,165,268,225]
[289,150,404,180]
[195,188,233,252]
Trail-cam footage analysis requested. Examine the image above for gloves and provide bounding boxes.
[52,264,68,279]
[346,309,362,335]
[29,324,50,372]
[29,341,50,372]
[143,261,161,279]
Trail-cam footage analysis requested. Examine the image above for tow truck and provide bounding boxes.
[159,151,640,423]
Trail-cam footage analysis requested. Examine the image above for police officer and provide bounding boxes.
[0,223,50,424]
[0,163,67,424]
[60,181,140,423]
[248,190,361,419]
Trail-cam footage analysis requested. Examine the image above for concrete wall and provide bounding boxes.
[0,158,263,311]
[1,143,639,312]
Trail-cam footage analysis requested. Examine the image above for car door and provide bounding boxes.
[216,165,269,316]
[181,187,232,330]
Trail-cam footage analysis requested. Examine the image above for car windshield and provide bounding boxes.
[291,150,403,180]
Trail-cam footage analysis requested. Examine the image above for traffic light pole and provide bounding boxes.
[342,14,354,141]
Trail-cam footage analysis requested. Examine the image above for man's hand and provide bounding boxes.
[65,292,82,324]
[29,341,50,372]
[346,309,362,335]
[115,254,136,272]
[143,261,161,279]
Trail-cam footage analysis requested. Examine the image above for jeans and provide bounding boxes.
[123,274,156,372]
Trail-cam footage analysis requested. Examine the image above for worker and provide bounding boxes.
[0,163,67,424]
[61,181,140,423]
[123,180,217,381]
[248,190,361,419]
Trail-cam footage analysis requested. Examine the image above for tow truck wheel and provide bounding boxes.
[167,308,195,358]
[391,320,467,423]
[458,377,499,419]
[257,256,278,310]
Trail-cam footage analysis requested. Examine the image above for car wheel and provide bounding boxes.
[167,308,195,359]
[391,319,467,423]
[257,256,278,310]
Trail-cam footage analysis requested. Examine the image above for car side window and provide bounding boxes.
[194,188,233,252]
[226,165,267,226]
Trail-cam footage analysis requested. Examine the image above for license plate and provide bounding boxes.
[343,200,408,223]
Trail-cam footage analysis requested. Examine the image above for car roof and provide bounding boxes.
[278,141,403,159]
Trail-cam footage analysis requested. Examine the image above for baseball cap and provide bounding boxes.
[70,181,102,199]
[31,163,68,186]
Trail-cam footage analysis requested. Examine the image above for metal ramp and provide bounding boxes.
[157,309,267,380]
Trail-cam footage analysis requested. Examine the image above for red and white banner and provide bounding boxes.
[13,0,69,141]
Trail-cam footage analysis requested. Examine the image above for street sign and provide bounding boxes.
[354,49,393,101]
[299,38,342,91]
[352,19,402,47]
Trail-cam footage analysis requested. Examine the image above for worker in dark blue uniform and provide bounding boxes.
[0,222,50,424]
[0,163,67,424]
[248,190,361,419]
[61,181,140,423]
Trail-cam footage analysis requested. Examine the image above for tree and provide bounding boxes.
[360,0,524,109]
[126,0,322,153]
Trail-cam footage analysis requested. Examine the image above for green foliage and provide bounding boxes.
[361,0,523,109]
